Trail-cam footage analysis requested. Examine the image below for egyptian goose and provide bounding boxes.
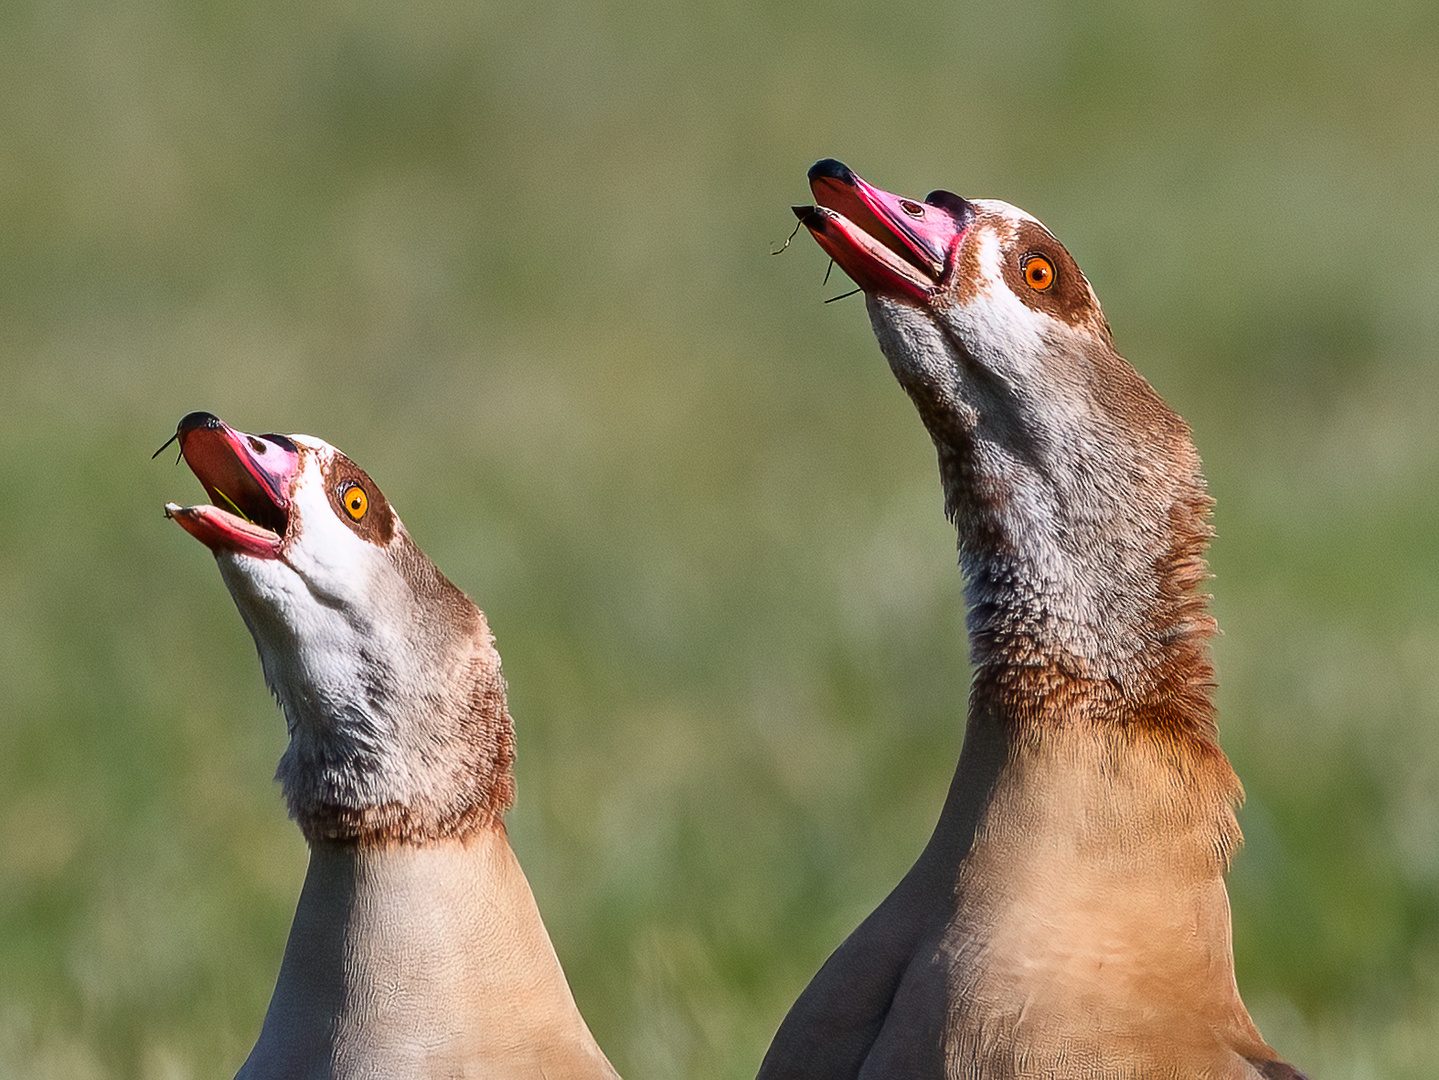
[756,161,1307,1079]
[163,411,619,1080]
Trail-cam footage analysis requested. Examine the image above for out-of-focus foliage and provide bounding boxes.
[1,0,1436,1076]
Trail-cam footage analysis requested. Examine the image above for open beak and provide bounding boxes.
[792,158,974,302]
[163,411,299,559]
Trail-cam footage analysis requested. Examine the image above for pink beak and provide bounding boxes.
[793,159,974,302]
[164,411,299,559]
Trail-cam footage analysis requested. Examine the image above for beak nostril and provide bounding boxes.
[900,199,925,218]
[248,436,267,454]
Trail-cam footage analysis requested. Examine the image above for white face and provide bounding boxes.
[215,436,412,739]
[871,199,1111,388]
[799,169,1119,452]
[168,417,511,842]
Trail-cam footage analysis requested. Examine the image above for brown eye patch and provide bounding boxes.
[323,454,394,546]
[1000,220,1102,333]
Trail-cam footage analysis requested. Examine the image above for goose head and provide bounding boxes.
[794,160,1213,677]
[165,411,514,845]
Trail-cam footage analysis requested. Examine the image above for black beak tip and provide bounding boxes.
[808,158,854,184]
[155,410,224,460]
[177,411,224,436]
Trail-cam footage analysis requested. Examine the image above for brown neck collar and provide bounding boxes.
[293,658,517,849]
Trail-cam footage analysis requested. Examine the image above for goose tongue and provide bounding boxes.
[793,158,974,301]
[163,411,299,559]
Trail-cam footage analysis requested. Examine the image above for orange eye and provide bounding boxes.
[342,484,367,521]
[1022,254,1055,292]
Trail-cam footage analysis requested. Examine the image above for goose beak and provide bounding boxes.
[164,411,299,559]
[793,158,974,302]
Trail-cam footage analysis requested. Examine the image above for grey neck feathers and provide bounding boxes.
[282,637,517,846]
[230,526,519,846]
[881,317,1225,750]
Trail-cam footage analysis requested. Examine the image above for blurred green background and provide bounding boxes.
[1,0,1436,1076]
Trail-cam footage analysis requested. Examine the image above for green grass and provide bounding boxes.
[2,0,1438,1075]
